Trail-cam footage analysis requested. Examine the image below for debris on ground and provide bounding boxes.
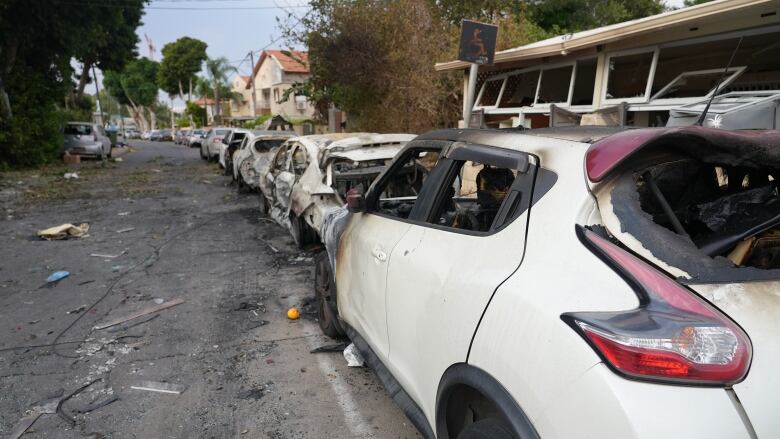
[64,172,79,180]
[343,343,365,367]
[62,152,81,166]
[286,307,300,320]
[66,305,87,315]
[117,211,131,216]
[93,297,184,330]
[112,157,123,163]
[130,381,186,395]
[115,227,135,233]
[7,396,60,439]
[37,223,89,240]
[310,342,348,354]
[46,271,70,283]
[89,250,127,259]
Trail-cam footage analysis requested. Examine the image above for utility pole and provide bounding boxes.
[92,65,104,126]
[248,51,258,118]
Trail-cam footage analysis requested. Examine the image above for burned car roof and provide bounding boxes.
[586,126,780,183]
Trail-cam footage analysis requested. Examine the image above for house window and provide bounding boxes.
[273,88,279,103]
[537,65,574,105]
[605,50,656,101]
[652,68,745,100]
[477,77,505,107]
[499,70,540,108]
[572,58,597,106]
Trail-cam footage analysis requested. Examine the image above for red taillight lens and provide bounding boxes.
[563,227,752,385]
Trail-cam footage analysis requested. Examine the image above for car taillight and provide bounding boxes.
[562,227,752,385]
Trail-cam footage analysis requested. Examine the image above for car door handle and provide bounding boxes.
[371,246,387,262]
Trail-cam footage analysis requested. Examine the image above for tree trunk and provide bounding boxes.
[127,104,147,132]
[188,77,193,102]
[148,106,157,131]
[0,77,12,120]
[178,80,185,103]
[213,79,220,118]
[75,59,93,101]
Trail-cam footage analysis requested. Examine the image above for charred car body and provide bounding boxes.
[232,131,297,189]
[317,126,779,439]
[264,133,413,248]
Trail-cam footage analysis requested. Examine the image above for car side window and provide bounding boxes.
[426,148,535,234]
[272,144,290,174]
[368,148,441,219]
[291,145,309,176]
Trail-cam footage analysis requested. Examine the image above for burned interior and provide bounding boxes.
[602,129,780,281]
[330,158,391,200]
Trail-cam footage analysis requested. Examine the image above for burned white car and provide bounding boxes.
[232,131,297,189]
[264,133,414,247]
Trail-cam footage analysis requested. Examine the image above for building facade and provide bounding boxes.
[242,50,316,121]
[437,0,780,129]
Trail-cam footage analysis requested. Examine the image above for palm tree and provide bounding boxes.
[204,57,236,122]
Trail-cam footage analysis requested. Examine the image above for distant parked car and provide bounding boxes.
[175,129,190,145]
[188,129,206,148]
[219,128,258,173]
[200,127,230,161]
[125,129,140,139]
[264,133,412,247]
[159,129,173,142]
[149,130,162,141]
[141,131,150,140]
[62,122,112,159]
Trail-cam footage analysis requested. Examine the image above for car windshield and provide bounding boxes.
[64,124,92,135]
[215,129,228,136]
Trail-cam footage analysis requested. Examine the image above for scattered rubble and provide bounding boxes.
[130,381,186,395]
[37,223,89,240]
[93,297,184,330]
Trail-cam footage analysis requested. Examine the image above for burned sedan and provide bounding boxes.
[232,131,297,188]
[316,127,780,439]
[265,133,413,247]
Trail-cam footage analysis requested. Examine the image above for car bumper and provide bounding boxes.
[63,143,103,156]
[533,364,752,438]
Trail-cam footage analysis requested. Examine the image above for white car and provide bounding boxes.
[200,127,230,161]
[187,129,206,148]
[62,122,112,159]
[218,128,255,172]
[318,126,778,439]
[265,133,413,247]
[233,131,297,187]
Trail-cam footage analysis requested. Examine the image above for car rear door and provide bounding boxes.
[691,281,780,437]
[383,144,539,419]
[337,145,445,362]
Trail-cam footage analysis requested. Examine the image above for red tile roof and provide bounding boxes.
[246,49,309,89]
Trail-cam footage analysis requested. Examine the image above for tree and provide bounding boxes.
[157,37,208,102]
[104,58,159,132]
[203,57,236,123]
[72,0,145,102]
[683,0,714,6]
[525,0,666,34]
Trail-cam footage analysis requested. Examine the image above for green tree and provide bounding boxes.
[683,0,714,6]
[157,37,208,102]
[203,57,236,123]
[104,58,160,131]
[185,101,207,127]
[72,0,145,102]
[526,0,666,34]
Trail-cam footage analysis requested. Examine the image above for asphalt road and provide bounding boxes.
[0,140,421,438]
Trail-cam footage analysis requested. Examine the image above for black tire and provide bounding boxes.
[290,214,316,249]
[258,195,269,215]
[457,419,515,439]
[314,251,345,338]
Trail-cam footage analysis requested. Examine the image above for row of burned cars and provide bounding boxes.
[200,124,780,439]
[200,128,415,248]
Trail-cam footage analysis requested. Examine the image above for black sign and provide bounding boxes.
[458,20,498,65]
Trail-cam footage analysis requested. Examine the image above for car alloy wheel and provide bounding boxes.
[314,251,344,338]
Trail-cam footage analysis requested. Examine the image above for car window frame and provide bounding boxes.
[365,140,542,237]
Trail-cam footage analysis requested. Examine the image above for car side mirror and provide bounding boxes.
[346,188,365,213]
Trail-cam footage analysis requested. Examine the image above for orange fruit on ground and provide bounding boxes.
[287,307,300,320]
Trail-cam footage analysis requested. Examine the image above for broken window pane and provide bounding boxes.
[606,51,654,100]
[478,78,504,107]
[254,139,285,153]
[373,149,441,219]
[499,70,540,107]
[572,58,597,105]
[292,146,308,176]
[537,65,574,104]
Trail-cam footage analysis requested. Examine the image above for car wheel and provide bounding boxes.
[314,251,345,339]
[290,214,308,249]
[258,195,268,215]
[457,419,515,439]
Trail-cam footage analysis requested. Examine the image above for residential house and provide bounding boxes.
[229,75,254,120]
[245,49,315,120]
[436,0,780,129]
